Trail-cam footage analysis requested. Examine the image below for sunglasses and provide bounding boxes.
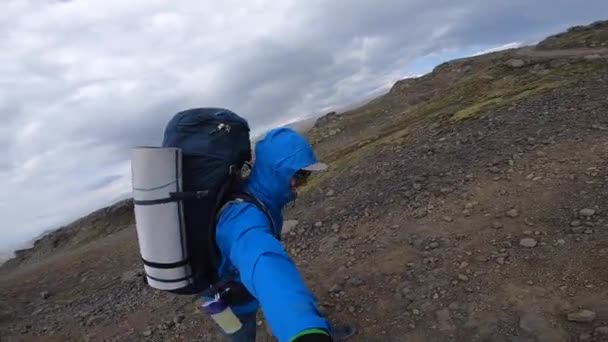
[293,169,312,186]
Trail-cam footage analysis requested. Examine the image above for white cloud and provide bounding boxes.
[473,42,524,56]
[1,0,608,252]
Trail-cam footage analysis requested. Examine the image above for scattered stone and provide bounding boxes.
[506,58,526,68]
[507,209,520,218]
[331,224,340,233]
[142,329,153,337]
[520,238,537,248]
[465,202,478,210]
[523,230,533,236]
[571,227,586,234]
[580,332,592,341]
[160,320,175,330]
[557,239,566,245]
[458,274,469,282]
[492,221,504,229]
[567,309,596,323]
[570,220,582,227]
[584,229,593,235]
[314,221,323,228]
[282,220,299,235]
[527,280,534,286]
[346,277,364,287]
[348,306,356,313]
[459,261,469,269]
[579,209,596,217]
[442,216,454,222]
[595,326,608,336]
[520,312,567,341]
[173,314,186,325]
[40,291,50,300]
[326,189,336,197]
[318,236,339,253]
[462,209,471,217]
[584,54,602,60]
[429,242,440,249]
[489,166,501,174]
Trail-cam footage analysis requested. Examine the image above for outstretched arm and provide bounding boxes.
[217,205,331,342]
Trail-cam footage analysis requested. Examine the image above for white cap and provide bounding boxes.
[302,162,328,172]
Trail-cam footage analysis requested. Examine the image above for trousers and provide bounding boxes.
[225,312,258,342]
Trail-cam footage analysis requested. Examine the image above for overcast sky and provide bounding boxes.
[1,0,607,255]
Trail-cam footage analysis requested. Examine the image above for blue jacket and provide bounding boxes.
[215,127,330,341]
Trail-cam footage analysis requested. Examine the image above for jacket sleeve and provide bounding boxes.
[216,203,330,342]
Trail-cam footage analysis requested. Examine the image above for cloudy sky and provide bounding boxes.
[1,0,607,255]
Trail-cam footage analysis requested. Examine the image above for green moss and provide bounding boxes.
[452,98,503,121]
[451,80,565,122]
[305,50,607,191]
[538,27,608,49]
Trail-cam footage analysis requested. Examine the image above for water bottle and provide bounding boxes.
[202,294,242,334]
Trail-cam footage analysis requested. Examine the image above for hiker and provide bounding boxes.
[213,127,351,341]
[131,108,353,341]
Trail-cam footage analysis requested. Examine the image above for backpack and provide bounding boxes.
[131,107,273,299]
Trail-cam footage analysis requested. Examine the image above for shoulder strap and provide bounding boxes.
[216,192,278,239]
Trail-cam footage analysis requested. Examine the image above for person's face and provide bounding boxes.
[290,169,312,192]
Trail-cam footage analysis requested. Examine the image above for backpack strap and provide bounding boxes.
[216,191,278,239]
[208,192,277,305]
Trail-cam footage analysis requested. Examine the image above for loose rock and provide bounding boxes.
[173,314,185,325]
[520,312,568,341]
[519,238,538,248]
[40,291,50,300]
[506,58,526,68]
[282,220,299,235]
[506,209,520,218]
[579,209,596,217]
[318,236,339,253]
[442,216,454,222]
[567,309,596,323]
[520,238,537,248]
[492,222,504,229]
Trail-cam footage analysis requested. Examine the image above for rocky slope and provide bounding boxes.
[0,199,134,272]
[1,19,608,342]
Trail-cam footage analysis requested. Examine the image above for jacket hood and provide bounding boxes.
[245,127,322,213]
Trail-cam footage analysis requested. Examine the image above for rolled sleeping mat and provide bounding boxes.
[131,146,193,291]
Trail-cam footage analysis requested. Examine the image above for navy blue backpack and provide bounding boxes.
[161,107,269,299]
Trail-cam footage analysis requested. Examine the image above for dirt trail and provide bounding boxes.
[516,46,608,58]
